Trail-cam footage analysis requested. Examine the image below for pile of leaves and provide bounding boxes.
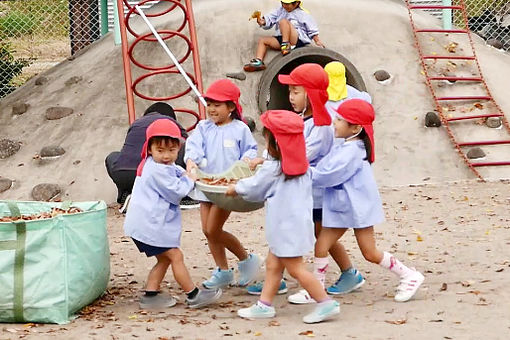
[0,207,83,222]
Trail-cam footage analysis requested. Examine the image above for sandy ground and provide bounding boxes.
[2,179,510,340]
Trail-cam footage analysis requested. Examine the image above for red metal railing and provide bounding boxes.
[406,0,510,179]
[117,0,205,127]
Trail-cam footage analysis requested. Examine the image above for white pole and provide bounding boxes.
[443,0,453,30]
[135,5,207,107]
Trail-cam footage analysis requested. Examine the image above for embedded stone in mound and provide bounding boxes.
[486,117,502,128]
[65,76,83,86]
[0,139,21,159]
[32,183,62,201]
[12,102,29,115]
[425,112,442,127]
[35,76,48,85]
[487,39,503,50]
[0,178,13,193]
[467,147,485,159]
[374,70,391,82]
[40,146,66,158]
[226,72,246,81]
[45,107,74,120]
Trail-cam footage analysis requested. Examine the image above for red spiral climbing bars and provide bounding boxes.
[406,0,510,179]
[116,0,205,127]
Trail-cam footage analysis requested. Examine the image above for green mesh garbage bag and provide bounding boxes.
[0,200,110,324]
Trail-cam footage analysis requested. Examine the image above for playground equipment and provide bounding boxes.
[116,0,205,127]
[406,0,510,179]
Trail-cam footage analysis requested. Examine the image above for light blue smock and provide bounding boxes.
[123,157,194,248]
[325,85,372,120]
[311,139,385,229]
[262,7,319,44]
[184,119,258,201]
[235,161,315,257]
[304,116,334,209]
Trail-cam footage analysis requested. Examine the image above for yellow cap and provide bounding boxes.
[280,0,308,12]
[324,61,348,101]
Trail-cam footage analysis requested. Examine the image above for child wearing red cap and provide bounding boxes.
[311,99,425,303]
[246,63,335,297]
[124,119,222,309]
[244,1,324,72]
[226,110,340,323]
[184,79,261,290]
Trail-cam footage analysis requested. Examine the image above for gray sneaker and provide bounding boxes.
[139,294,176,309]
[186,288,222,308]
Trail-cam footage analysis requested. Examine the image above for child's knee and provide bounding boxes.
[279,18,290,26]
[202,227,220,240]
[361,249,380,264]
[167,248,184,263]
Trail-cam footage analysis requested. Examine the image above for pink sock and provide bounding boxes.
[379,251,413,278]
[258,300,272,307]
[313,257,329,288]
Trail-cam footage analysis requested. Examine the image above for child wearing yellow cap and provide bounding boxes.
[244,1,324,72]
[324,61,372,120]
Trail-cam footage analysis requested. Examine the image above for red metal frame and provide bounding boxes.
[117,0,205,127]
[406,0,510,179]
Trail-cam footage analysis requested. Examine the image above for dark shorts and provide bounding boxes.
[132,238,172,257]
[275,35,308,48]
[312,209,322,223]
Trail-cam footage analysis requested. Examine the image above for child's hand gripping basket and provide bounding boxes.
[195,161,264,212]
[0,200,110,324]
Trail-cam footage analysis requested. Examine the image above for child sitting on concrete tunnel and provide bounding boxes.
[244,0,324,72]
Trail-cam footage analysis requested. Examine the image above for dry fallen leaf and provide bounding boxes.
[268,320,280,326]
[385,318,407,325]
[299,330,315,337]
[254,332,262,336]
[440,283,448,291]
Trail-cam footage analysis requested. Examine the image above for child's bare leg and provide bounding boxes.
[165,248,194,292]
[352,227,383,264]
[146,253,171,291]
[313,228,348,286]
[281,257,329,302]
[278,19,299,45]
[315,221,352,270]
[256,36,281,61]
[260,252,284,304]
[203,204,248,269]
[355,227,424,302]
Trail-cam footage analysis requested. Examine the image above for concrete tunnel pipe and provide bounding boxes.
[257,47,367,113]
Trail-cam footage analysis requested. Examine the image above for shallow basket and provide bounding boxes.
[195,161,264,212]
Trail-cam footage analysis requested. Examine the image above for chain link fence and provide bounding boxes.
[1,0,509,98]
[461,0,510,49]
[0,0,158,98]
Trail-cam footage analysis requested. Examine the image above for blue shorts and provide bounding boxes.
[275,35,308,48]
[132,238,172,257]
[312,209,322,223]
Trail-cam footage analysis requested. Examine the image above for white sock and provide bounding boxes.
[313,257,329,288]
[379,251,413,278]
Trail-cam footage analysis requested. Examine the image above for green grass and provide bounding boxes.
[0,0,69,38]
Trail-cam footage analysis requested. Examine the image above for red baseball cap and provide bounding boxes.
[278,63,331,126]
[335,99,376,163]
[137,119,183,176]
[203,79,244,120]
[261,110,309,176]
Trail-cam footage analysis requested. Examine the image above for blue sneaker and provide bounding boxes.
[303,299,340,324]
[326,268,365,295]
[246,279,288,295]
[202,268,234,289]
[237,254,262,287]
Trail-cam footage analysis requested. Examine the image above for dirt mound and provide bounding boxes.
[1,0,510,202]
